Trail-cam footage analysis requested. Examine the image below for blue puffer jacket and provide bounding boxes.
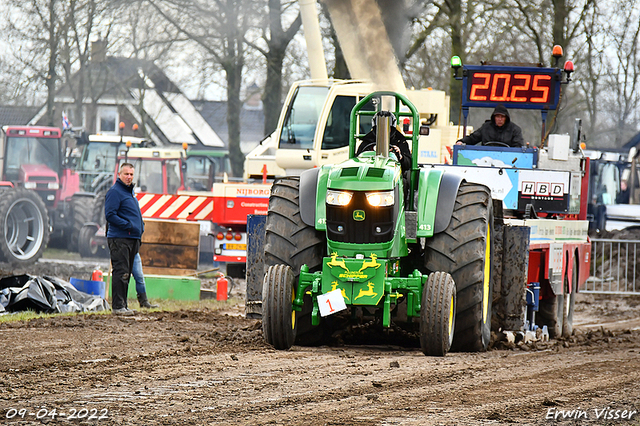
[104,178,144,239]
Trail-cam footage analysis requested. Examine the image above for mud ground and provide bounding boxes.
[1,258,640,425]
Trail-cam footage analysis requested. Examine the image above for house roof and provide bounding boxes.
[193,100,266,153]
[55,57,179,101]
[35,56,225,149]
[0,106,39,126]
[622,132,640,151]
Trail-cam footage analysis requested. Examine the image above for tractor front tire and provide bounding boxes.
[420,271,456,356]
[263,177,326,344]
[424,182,493,352]
[69,193,105,252]
[0,188,50,266]
[262,264,297,350]
[78,224,108,258]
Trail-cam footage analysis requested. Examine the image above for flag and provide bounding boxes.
[62,111,71,130]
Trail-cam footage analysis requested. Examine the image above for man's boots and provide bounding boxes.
[137,293,159,309]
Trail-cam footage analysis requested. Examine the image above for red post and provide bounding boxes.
[216,275,228,301]
[262,164,268,183]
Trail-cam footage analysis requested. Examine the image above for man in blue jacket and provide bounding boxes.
[105,162,144,316]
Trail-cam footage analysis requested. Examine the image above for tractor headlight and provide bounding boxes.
[366,191,394,207]
[326,190,353,206]
[24,182,37,189]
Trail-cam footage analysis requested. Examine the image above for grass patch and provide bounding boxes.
[0,297,243,324]
[42,248,84,261]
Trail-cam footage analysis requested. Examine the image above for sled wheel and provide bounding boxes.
[424,182,493,352]
[420,271,456,356]
[539,292,563,339]
[262,264,297,350]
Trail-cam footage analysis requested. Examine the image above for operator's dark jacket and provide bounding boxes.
[459,104,525,147]
[356,126,412,172]
[104,178,144,239]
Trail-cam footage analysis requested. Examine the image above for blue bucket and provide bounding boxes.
[70,278,106,298]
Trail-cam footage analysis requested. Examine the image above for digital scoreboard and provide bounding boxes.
[462,65,562,110]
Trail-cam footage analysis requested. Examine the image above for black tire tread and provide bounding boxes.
[263,177,326,345]
[420,271,456,356]
[262,264,296,350]
[424,182,493,352]
[69,192,105,252]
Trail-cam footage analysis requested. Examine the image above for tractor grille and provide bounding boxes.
[326,189,398,244]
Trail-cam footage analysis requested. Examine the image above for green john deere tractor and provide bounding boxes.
[261,91,493,356]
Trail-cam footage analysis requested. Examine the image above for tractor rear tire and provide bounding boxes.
[424,182,493,352]
[263,177,326,345]
[0,188,50,266]
[262,264,297,349]
[420,271,456,356]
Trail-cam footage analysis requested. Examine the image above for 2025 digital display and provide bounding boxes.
[462,66,561,110]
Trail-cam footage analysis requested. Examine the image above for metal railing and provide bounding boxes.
[584,238,640,294]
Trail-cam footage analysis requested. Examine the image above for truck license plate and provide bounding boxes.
[225,243,246,250]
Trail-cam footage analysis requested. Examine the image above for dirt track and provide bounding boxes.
[0,283,639,426]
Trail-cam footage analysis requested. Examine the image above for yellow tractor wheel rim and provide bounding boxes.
[448,294,455,337]
[291,286,296,330]
[483,223,491,323]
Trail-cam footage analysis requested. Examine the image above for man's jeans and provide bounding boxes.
[132,253,147,295]
[108,238,140,310]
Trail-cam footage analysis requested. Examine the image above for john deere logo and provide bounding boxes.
[353,210,365,221]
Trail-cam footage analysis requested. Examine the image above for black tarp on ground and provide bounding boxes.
[0,275,110,314]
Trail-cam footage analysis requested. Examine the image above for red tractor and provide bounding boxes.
[0,125,79,265]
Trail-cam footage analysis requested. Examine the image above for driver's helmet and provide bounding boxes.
[372,111,397,130]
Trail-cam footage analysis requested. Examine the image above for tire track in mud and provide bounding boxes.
[48,339,640,426]
[2,306,640,425]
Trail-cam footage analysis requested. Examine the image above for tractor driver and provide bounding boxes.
[456,104,525,147]
[356,111,412,172]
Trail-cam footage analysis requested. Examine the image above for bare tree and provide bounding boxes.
[145,0,253,176]
[4,0,68,125]
[574,2,605,144]
[245,0,301,136]
[601,0,640,147]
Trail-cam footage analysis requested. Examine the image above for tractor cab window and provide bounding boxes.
[166,159,182,194]
[186,156,215,191]
[77,142,121,192]
[133,159,163,194]
[321,96,376,150]
[279,86,329,150]
[594,162,620,205]
[321,96,355,150]
[4,137,61,182]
